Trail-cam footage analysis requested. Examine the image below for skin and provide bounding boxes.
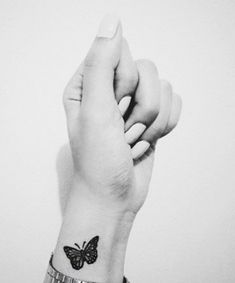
[50,18,182,283]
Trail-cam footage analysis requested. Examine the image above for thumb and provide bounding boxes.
[82,15,122,113]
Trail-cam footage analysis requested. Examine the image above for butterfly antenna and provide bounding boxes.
[74,243,81,249]
[82,241,86,249]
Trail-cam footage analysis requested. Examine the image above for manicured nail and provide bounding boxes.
[131,140,150,160]
[118,96,131,116]
[125,123,146,144]
[97,14,119,38]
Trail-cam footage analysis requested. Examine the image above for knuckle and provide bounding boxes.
[136,59,158,75]
[115,66,138,98]
[142,93,160,114]
[141,101,159,122]
[125,68,138,85]
[143,100,157,114]
[119,71,138,92]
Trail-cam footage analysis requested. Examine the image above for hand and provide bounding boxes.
[53,15,182,283]
[63,16,182,216]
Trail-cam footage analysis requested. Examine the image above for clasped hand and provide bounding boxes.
[63,16,182,217]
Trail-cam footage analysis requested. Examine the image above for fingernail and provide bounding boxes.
[125,123,146,144]
[118,96,131,116]
[97,14,120,38]
[131,141,150,160]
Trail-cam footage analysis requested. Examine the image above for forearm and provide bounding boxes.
[52,180,135,283]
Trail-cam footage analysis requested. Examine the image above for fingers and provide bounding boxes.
[118,96,132,116]
[130,79,182,160]
[63,14,182,161]
[141,80,173,144]
[115,38,138,104]
[125,123,146,144]
[125,59,161,131]
[131,140,150,160]
[81,15,122,115]
[123,59,160,150]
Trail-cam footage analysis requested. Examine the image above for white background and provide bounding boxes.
[0,0,235,282]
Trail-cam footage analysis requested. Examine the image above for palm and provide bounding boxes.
[131,150,155,212]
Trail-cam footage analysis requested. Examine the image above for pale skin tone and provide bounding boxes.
[49,16,182,283]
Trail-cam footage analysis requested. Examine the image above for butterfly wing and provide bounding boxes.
[63,246,84,270]
[84,236,99,264]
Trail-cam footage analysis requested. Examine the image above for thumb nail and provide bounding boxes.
[97,14,120,38]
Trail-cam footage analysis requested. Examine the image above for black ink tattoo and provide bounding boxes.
[63,236,99,270]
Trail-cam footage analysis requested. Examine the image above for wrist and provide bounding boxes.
[53,180,135,283]
[71,175,136,217]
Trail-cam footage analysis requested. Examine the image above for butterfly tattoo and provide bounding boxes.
[63,236,99,270]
